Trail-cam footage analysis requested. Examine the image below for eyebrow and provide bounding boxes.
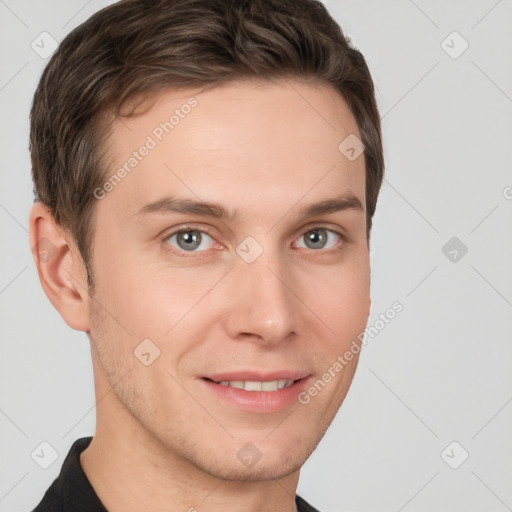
[134,193,364,221]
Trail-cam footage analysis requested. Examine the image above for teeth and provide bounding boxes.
[262,381,277,391]
[245,381,262,391]
[217,379,295,391]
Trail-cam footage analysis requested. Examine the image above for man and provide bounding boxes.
[28,0,384,510]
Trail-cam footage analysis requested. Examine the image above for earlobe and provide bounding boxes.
[29,202,91,332]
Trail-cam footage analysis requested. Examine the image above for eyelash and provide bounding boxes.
[161,224,349,258]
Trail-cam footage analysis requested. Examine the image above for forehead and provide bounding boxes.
[99,79,365,221]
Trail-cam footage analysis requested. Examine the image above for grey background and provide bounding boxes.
[1,0,511,511]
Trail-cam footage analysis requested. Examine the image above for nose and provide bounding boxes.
[223,251,300,346]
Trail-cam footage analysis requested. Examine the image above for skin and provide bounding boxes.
[29,78,371,512]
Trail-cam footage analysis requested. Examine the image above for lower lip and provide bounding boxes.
[199,377,311,413]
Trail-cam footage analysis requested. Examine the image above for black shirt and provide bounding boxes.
[32,437,322,512]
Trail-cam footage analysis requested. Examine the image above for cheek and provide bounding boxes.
[302,256,370,344]
[97,258,228,348]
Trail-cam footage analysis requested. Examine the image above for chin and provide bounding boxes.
[208,454,305,482]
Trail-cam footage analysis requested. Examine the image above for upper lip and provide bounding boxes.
[201,370,311,382]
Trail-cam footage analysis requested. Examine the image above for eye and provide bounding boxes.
[162,224,346,257]
[294,226,343,251]
[163,228,217,255]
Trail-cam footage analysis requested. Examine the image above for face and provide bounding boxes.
[86,78,370,480]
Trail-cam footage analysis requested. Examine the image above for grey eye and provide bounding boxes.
[297,228,340,250]
[165,230,215,252]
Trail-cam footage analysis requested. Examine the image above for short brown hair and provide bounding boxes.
[30,0,385,293]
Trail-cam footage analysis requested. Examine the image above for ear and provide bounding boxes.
[29,202,91,332]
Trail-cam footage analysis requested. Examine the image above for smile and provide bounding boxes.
[204,378,296,391]
[199,376,311,413]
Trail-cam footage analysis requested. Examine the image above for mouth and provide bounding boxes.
[202,377,299,391]
[198,373,312,413]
